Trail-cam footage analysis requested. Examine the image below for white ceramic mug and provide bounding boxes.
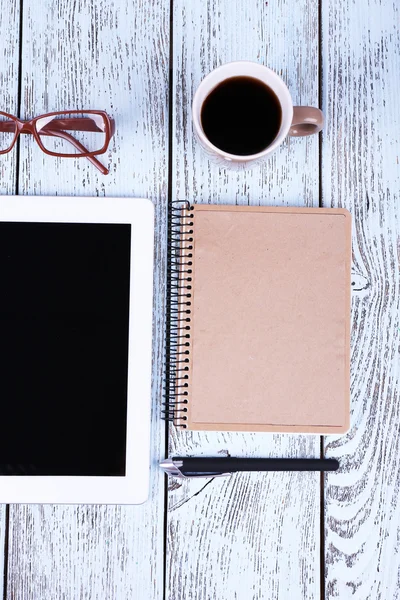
[192,61,324,168]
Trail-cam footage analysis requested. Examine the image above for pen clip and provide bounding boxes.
[160,458,231,479]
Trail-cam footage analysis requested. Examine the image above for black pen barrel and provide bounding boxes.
[176,457,339,473]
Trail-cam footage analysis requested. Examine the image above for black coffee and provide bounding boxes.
[201,76,282,156]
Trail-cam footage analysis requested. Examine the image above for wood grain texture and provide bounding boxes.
[0,506,5,598]
[18,0,169,199]
[167,469,319,600]
[172,0,320,207]
[0,0,20,192]
[7,504,164,599]
[6,0,169,599]
[0,0,20,587]
[168,1,322,599]
[322,0,400,598]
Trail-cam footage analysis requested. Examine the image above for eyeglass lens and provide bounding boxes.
[35,112,107,156]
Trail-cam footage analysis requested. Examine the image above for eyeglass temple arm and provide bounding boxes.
[44,118,115,138]
[41,130,109,174]
[40,118,114,133]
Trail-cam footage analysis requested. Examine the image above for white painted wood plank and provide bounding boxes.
[0,0,20,587]
[168,1,321,599]
[172,0,320,207]
[167,444,320,600]
[0,507,5,599]
[322,0,400,598]
[18,0,169,199]
[7,504,164,599]
[0,0,19,192]
[6,0,169,599]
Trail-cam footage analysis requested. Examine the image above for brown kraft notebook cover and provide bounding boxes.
[173,204,351,433]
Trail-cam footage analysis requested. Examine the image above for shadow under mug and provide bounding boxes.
[192,61,324,169]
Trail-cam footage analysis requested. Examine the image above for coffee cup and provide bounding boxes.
[192,61,324,168]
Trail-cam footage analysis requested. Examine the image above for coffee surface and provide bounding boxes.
[200,76,282,155]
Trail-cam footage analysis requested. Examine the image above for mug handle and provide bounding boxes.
[289,106,324,137]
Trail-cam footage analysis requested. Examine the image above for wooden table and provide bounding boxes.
[0,0,399,598]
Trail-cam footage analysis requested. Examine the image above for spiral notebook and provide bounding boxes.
[164,203,352,434]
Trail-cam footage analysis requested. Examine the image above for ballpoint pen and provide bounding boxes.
[160,456,339,478]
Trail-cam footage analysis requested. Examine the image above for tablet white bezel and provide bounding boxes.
[0,196,154,504]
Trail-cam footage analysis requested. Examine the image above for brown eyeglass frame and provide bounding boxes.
[0,110,115,175]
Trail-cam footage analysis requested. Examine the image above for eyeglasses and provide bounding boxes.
[0,110,115,175]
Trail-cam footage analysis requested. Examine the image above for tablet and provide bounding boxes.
[0,196,154,504]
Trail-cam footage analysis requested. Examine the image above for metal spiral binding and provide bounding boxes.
[163,200,194,428]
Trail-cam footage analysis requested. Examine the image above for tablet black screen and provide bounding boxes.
[0,222,131,476]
